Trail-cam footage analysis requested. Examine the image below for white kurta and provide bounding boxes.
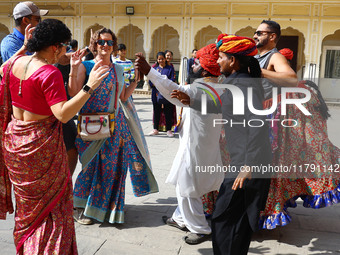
[147,69,225,198]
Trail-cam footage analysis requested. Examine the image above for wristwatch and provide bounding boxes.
[82,84,94,95]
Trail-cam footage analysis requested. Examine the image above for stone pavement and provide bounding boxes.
[1,93,340,254]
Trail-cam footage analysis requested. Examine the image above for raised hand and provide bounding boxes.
[79,47,90,57]
[87,60,110,90]
[134,52,151,76]
[70,49,86,67]
[23,24,35,49]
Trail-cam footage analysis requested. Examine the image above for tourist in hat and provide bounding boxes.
[1,1,48,62]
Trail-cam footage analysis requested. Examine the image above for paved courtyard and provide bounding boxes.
[1,94,340,254]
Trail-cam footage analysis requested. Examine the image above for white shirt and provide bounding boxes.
[147,68,225,197]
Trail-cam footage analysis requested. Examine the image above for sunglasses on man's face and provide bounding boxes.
[97,40,114,46]
[254,31,275,36]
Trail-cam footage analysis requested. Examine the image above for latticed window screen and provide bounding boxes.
[325,49,340,78]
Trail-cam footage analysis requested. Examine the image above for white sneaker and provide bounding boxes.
[148,129,159,136]
[167,131,174,137]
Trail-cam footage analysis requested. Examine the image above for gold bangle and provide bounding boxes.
[69,74,77,77]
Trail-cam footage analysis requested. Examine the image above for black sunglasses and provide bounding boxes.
[254,31,275,36]
[97,40,114,46]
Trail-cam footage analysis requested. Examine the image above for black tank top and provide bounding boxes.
[255,48,280,100]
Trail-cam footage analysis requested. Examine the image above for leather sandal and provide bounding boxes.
[162,216,188,231]
[184,233,211,245]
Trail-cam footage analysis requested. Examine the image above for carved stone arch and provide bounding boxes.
[117,24,145,59]
[84,23,104,47]
[150,24,180,63]
[194,25,222,50]
[235,26,255,38]
[320,29,340,79]
[279,26,306,73]
[0,23,10,42]
[322,29,340,47]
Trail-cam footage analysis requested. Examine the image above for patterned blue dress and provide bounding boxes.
[73,60,158,223]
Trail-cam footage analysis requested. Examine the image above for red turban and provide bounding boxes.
[279,48,294,61]
[216,33,257,56]
[196,43,221,76]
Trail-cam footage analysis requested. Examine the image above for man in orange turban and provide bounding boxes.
[170,34,272,254]
[196,43,221,76]
[210,34,271,255]
[135,44,225,245]
[186,43,221,84]
[170,34,272,255]
[216,33,258,56]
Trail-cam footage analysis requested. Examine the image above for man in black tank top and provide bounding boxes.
[252,20,340,236]
[253,20,297,97]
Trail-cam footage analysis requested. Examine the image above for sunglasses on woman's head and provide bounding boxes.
[97,40,114,46]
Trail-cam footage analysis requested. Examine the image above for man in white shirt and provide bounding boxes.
[135,44,226,244]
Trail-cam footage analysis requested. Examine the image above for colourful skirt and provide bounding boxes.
[260,83,340,229]
[202,191,219,217]
[74,109,154,223]
[156,104,177,132]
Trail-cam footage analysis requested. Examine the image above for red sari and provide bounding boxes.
[0,59,77,254]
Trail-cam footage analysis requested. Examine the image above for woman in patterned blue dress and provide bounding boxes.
[68,28,158,225]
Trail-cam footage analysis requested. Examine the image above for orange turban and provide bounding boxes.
[196,43,221,76]
[279,48,294,61]
[216,34,258,56]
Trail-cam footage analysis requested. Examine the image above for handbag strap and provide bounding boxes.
[84,116,105,135]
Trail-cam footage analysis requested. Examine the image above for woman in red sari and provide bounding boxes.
[0,19,109,254]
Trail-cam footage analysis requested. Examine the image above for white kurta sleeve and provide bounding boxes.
[147,68,192,107]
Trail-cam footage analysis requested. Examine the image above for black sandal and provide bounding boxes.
[183,233,211,245]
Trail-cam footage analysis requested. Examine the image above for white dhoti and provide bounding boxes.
[147,70,225,234]
[172,185,212,234]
